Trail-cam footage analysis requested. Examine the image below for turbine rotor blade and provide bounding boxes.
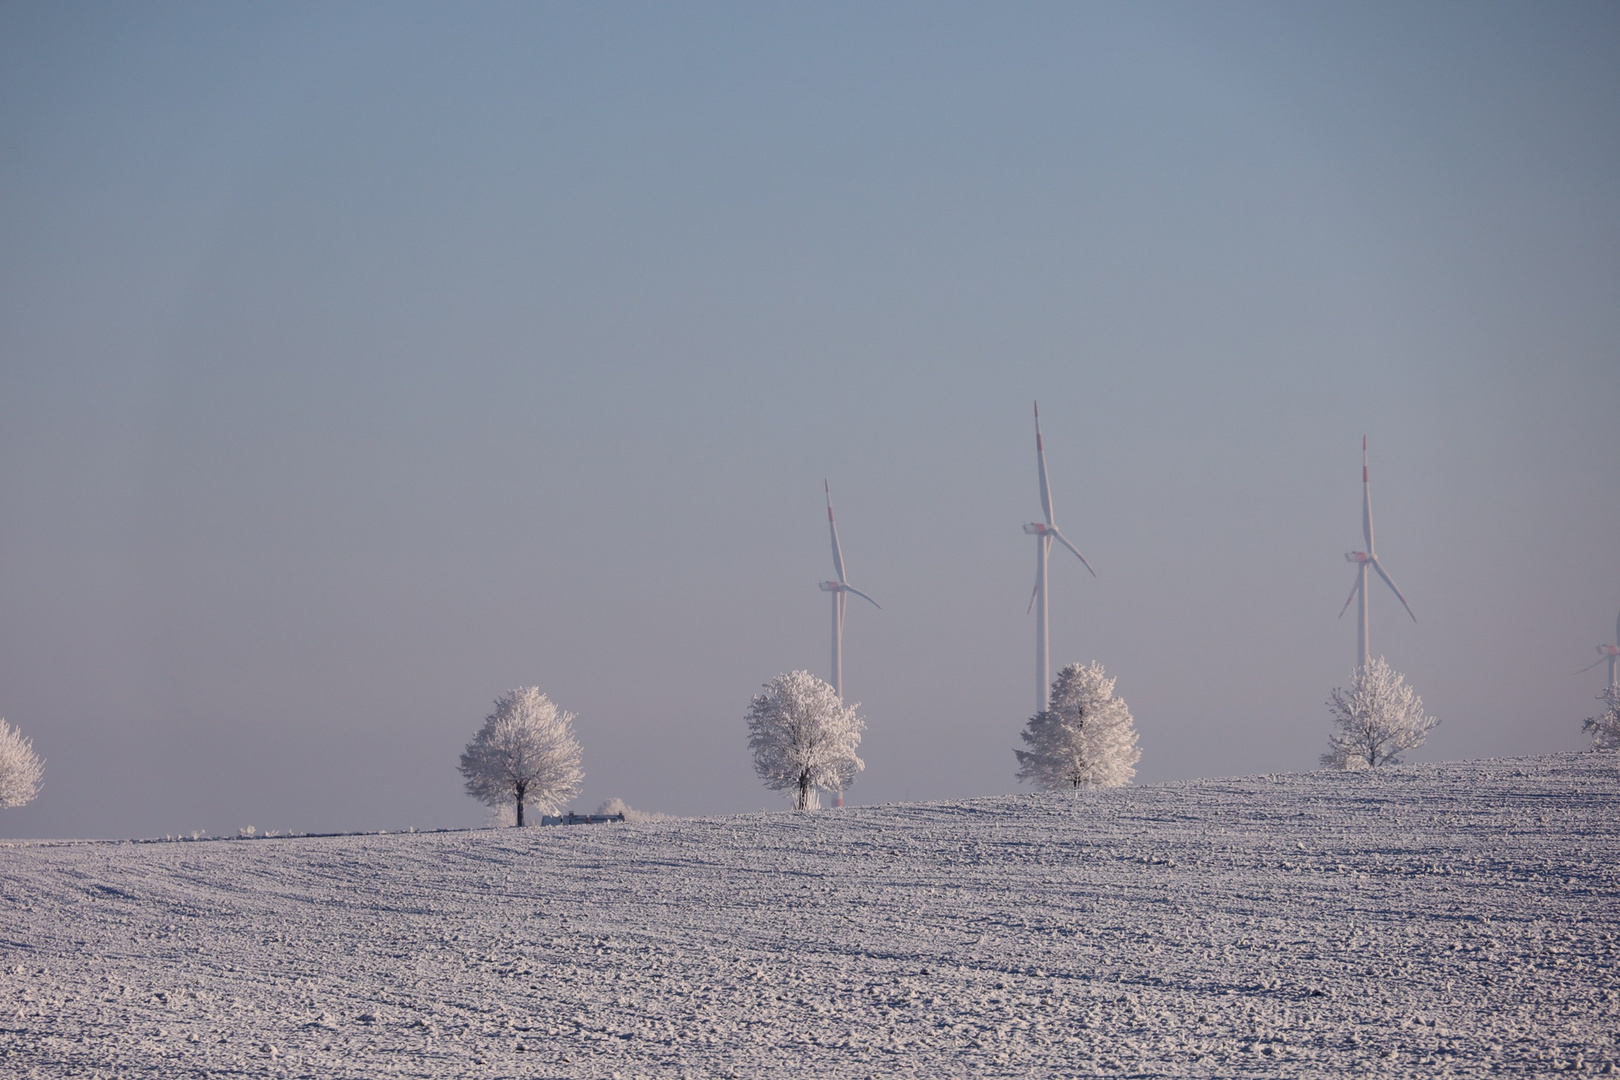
[1026,580,1038,615]
[1337,573,1363,618]
[1573,655,1608,676]
[1035,402,1055,526]
[1614,606,1619,649]
[1369,557,1416,622]
[1049,527,1097,577]
[843,585,882,610]
[825,480,847,584]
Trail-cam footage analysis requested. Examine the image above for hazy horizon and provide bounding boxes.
[2,2,1617,837]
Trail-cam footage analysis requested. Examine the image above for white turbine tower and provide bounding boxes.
[1338,436,1416,671]
[818,480,879,701]
[1022,402,1096,714]
[1572,608,1620,689]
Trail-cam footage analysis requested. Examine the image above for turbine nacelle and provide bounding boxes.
[1023,523,1048,536]
[819,581,842,593]
[1600,645,1620,658]
[1345,551,1371,564]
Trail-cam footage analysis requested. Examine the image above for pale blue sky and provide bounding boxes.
[3,3,1617,836]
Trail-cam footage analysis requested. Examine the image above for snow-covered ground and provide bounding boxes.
[4,753,1617,1078]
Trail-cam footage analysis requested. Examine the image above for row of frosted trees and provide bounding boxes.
[9,668,1610,827]
[454,663,1145,826]
[14,666,1615,830]
[457,658,1620,826]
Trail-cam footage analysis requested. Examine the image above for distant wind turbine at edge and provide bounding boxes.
[1023,402,1096,714]
[819,480,879,702]
[1572,608,1620,689]
[1338,436,1416,671]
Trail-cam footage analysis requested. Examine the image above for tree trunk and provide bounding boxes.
[798,770,810,810]
[515,783,526,827]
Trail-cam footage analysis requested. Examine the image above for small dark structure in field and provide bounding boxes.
[541,811,625,826]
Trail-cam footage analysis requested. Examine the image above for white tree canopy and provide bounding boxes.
[459,688,583,826]
[1322,657,1439,769]
[0,718,43,808]
[746,671,864,810]
[1584,686,1620,751]
[1016,661,1140,790]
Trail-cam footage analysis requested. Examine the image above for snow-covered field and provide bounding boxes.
[4,754,1618,1078]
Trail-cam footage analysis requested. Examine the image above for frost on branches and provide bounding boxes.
[459,688,584,826]
[1584,686,1620,751]
[1321,657,1439,769]
[745,671,864,810]
[1015,662,1140,790]
[0,718,44,808]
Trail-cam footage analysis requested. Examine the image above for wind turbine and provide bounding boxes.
[1338,436,1416,671]
[1023,402,1096,714]
[1572,608,1620,689]
[818,480,879,701]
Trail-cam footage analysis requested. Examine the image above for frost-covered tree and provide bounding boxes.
[745,671,864,810]
[1321,657,1439,769]
[1584,686,1620,751]
[1016,661,1140,790]
[458,688,583,826]
[0,719,43,808]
